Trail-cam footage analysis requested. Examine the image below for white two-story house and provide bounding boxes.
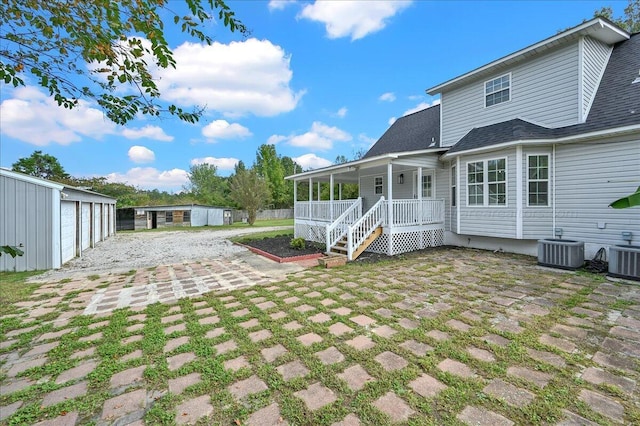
[286,18,640,263]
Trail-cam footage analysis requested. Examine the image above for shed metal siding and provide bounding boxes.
[441,42,580,146]
[582,36,612,119]
[0,175,55,271]
[190,207,208,227]
[458,149,517,238]
[207,209,224,226]
[554,138,640,247]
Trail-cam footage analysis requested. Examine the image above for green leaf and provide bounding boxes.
[609,186,640,209]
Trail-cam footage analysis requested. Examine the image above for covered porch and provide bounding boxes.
[287,150,446,260]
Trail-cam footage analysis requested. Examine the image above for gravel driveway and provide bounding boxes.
[34,226,293,281]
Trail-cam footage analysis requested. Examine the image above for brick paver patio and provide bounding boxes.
[1,248,639,425]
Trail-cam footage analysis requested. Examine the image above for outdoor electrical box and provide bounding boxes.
[223,210,233,225]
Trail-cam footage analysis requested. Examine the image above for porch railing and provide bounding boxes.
[391,199,445,226]
[294,199,358,222]
[325,197,362,252]
[347,197,386,261]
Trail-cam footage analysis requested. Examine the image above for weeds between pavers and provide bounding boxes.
[1,249,639,425]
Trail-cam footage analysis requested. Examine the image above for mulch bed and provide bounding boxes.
[242,235,325,259]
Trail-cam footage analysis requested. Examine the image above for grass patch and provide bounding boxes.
[0,270,44,315]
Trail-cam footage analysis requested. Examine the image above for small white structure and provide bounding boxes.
[0,169,116,271]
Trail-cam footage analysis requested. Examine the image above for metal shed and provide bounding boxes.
[0,169,116,271]
[116,204,232,231]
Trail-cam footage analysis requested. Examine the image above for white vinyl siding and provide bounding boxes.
[459,150,517,238]
[441,42,580,146]
[554,139,640,248]
[582,36,612,120]
[435,166,453,232]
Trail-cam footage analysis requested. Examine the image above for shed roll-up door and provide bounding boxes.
[81,203,91,250]
[61,201,76,263]
[94,204,101,243]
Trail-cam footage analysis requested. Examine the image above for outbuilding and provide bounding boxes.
[0,168,116,271]
[116,205,233,231]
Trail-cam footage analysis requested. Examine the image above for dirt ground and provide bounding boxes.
[34,226,293,281]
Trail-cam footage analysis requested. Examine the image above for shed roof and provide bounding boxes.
[0,168,64,190]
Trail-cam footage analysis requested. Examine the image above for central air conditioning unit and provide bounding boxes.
[537,239,585,270]
[609,245,640,281]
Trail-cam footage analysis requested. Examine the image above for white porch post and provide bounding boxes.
[308,178,312,219]
[387,162,393,255]
[418,166,423,248]
[293,180,297,218]
[330,174,334,221]
[317,182,320,201]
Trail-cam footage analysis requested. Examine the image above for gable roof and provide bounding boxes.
[364,104,440,158]
[447,32,640,155]
[427,18,629,95]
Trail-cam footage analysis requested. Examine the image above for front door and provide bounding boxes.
[413,171,435,199]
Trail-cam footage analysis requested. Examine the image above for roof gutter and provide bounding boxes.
[440,124,640,160]
[285,147,446,180]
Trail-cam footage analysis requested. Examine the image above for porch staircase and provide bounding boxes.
[330,226,382,260]
[326,196,386,262]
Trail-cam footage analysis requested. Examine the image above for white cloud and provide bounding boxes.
[190,157,239,171]
[267,134,288,145]
[270,121,351,151]
[0,86,116,146]
[201,120,252,142]
[379,92,396,102]
[358,133,377,147]
[128,146,155,164]
[122,125,173,142]
[388,117,397,126]
[408,94,423,100]
[269,0,296,11]
[156,38,305,117]
[403,98,440,116]
[293,153,332,170]
[106,167,189,189]
[299,1,412,41]
[335,107,348,118]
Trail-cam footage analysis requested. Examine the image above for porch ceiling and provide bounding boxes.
[292,159,441,183]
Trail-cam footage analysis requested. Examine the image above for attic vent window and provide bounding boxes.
[485,74,510,107]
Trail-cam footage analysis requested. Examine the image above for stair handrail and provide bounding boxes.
[347,196,385,260]
[325,197,362,253]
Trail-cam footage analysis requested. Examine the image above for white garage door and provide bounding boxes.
[82,203,91,250]
[103,205,108,239]
[61,201,76,263]
[94,204,101,243]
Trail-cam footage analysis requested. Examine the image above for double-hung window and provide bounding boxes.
[183,211,191,222]
[374,176,383,195]
[467,158,507,206]
[451,166,456,207]
[421,175,433,198]
[467,162,484,205]
[485,74,510,107]
[165,211,173,223]
[528,155,549,206]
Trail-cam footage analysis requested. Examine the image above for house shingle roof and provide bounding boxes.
[364,105,440,158]
[447,33,640,154]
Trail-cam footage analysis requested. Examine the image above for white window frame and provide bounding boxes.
[374,176,383,195]
[484,73,511,108]
[466,157,508,207]
[451,165,456,207]
[527,154,550,207]
[413,171,435,199]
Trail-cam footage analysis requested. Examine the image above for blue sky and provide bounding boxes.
[0,0,628,191]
